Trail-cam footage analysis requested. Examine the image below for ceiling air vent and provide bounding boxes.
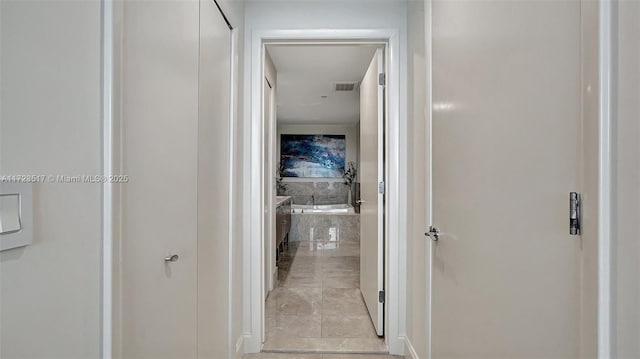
[333,82,359,92]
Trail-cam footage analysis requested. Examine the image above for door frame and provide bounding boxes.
[243,29,407,355]
[597,0,615,356]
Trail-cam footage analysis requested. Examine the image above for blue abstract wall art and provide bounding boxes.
[280,134,346,178]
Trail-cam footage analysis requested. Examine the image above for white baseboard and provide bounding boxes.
[388,336,406,356]
[404,336,420,359]
[243,332,261,354]
[234,334,244,359]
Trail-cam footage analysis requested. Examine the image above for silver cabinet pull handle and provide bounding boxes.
[356,200,366,204]
[164,254,179,262]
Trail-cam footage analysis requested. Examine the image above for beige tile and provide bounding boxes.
[265,316,277,332]
[321,356,396,359]
[269,287,322,315]
[267,231,386,354]
[289,256,324,273]
[289,241,325,257]
[277,257,294,268]
[318,338,387,352]
[321,315,378,338]
[267,314,322,339]
[279,272,323,288]
[322,288,368,316]
[244,353,322,359]
[324,256,359,266]
[323,273,360,289]
[262,336,388,354]
[262,337,324,352]
[324,256,359,273]
[323,242,360,257]
[289,255,323,264]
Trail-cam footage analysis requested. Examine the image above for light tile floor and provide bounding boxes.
[245,353,402,359]
[262,240,387,354]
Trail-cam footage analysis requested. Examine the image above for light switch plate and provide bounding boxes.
[0,183,33,251]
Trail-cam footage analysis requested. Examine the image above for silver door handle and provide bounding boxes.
[425,226,440,241]
[356,200,366,204]
[164,254,179,262]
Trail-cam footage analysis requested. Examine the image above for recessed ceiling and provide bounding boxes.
[266,44,378,125]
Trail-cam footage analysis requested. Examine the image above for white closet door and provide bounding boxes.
[360,48,385,336]
[120,0,231,357]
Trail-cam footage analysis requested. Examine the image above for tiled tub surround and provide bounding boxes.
[290,212,359,242]
[264,241,386,353]
[278,181,356,206]
[292,204,355,214]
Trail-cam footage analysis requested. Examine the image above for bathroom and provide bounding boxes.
[264,44,386,352]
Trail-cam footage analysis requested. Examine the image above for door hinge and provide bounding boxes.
[378,290,385,303]
[378,73,386,86]
[570,192,581,235]
[378,181,385,194]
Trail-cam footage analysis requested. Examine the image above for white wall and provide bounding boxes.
[0,1,102,357]
[277,123,359,182]
[615,1,640,356]
[405,0,429,357]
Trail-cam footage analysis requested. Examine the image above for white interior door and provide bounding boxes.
[430,1,582,357]
[360,48,384,336]
[120,1,231,357]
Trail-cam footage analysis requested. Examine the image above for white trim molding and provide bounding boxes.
[101,0,114,357]
[404,336,420,359]
[243,29,407,356]
[598,0,615,357]
[228,26,239,359]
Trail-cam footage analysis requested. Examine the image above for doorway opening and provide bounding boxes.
[263,43,384,353]
[244,29,407,356]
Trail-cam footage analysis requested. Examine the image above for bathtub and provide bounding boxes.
[289,203,359,241]
[291,203,355,214]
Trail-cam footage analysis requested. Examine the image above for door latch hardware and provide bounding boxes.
[426,226,440,241]
[378,181,385,194]
[569,192,581,235]
[378,290,385,303]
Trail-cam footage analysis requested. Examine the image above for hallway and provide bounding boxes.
[1,0,638,358]
[263,241,386,353]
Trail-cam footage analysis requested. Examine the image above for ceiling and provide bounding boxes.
[266,44,378,125]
